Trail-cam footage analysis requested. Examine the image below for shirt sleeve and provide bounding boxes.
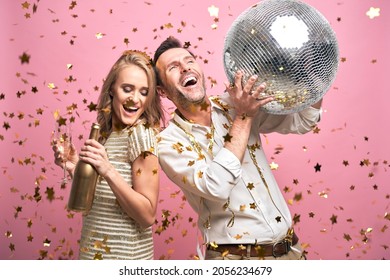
[158,127,240,203]
[128,123,158,163]
[256,106,322,135]
[218,91,322,135]
[213,147,241,179]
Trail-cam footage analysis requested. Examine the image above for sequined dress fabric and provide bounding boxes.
[78,123,157,260]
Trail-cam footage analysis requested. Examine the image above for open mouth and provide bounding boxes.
[123,100,138,113]
[181,75,198,87]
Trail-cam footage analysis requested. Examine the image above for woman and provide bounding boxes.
[53,50,164,259]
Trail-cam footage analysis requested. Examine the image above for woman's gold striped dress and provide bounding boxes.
[78,123,157,260]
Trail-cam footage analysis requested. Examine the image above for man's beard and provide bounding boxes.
[172,79,207,111]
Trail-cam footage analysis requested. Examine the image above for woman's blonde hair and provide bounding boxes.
[96,50,163,143]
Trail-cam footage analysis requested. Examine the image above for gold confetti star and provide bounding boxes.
[366,7,380,19]
[21,1,30,9]
[185,146,193,151]
[47,83,56,90]
[270,161,278,170]
[330,214,338,224]
[96,32,105,39]
[318,190,328,199]
[14,206,22,218]
[208,5,219,17]
[292,213,300,224]
[223,133,232,142]
[94,253,103,260]
[234,234,242,240]
[293,192,302,202]
[343,233,352,241]
[3,122,11,130]
[360,159,370,166]
[163,22,173,29]
[197,153,205,161]
[208,241,218,249]
[16,90,25,98]
[312,126,320,133]
[172,142,184,154]
[45,187,55,201]
[43,238,51,247]
[9,243,15,252]
[69,1,77,9]
[19,52,30,64]
[87,101,97,111]
[57,116,67,126]
[27,233,33,242]
[200,101,209,111]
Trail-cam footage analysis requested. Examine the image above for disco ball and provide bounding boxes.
[223,0,339,114]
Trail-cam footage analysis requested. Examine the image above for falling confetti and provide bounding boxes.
[1,0,389,262]
[19,52,30,64]
[95,32,105,39]
[314,163,322,172]
[208,5,219,17]
[270,161,279,170]
[366,7,380,19]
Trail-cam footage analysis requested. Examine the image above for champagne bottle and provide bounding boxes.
[67,123,100,215]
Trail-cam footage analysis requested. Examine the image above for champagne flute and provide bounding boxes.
[51,122,72,186]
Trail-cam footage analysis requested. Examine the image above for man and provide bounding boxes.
[153,36,322,260]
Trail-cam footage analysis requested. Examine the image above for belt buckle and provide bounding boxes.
[272,239,291,258]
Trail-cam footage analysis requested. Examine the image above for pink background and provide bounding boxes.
[1,0,389,260]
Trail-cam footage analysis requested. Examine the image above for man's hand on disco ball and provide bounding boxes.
[225,70,274,118]
[223,0,339,114]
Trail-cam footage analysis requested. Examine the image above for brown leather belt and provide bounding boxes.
[209,232,299,258]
